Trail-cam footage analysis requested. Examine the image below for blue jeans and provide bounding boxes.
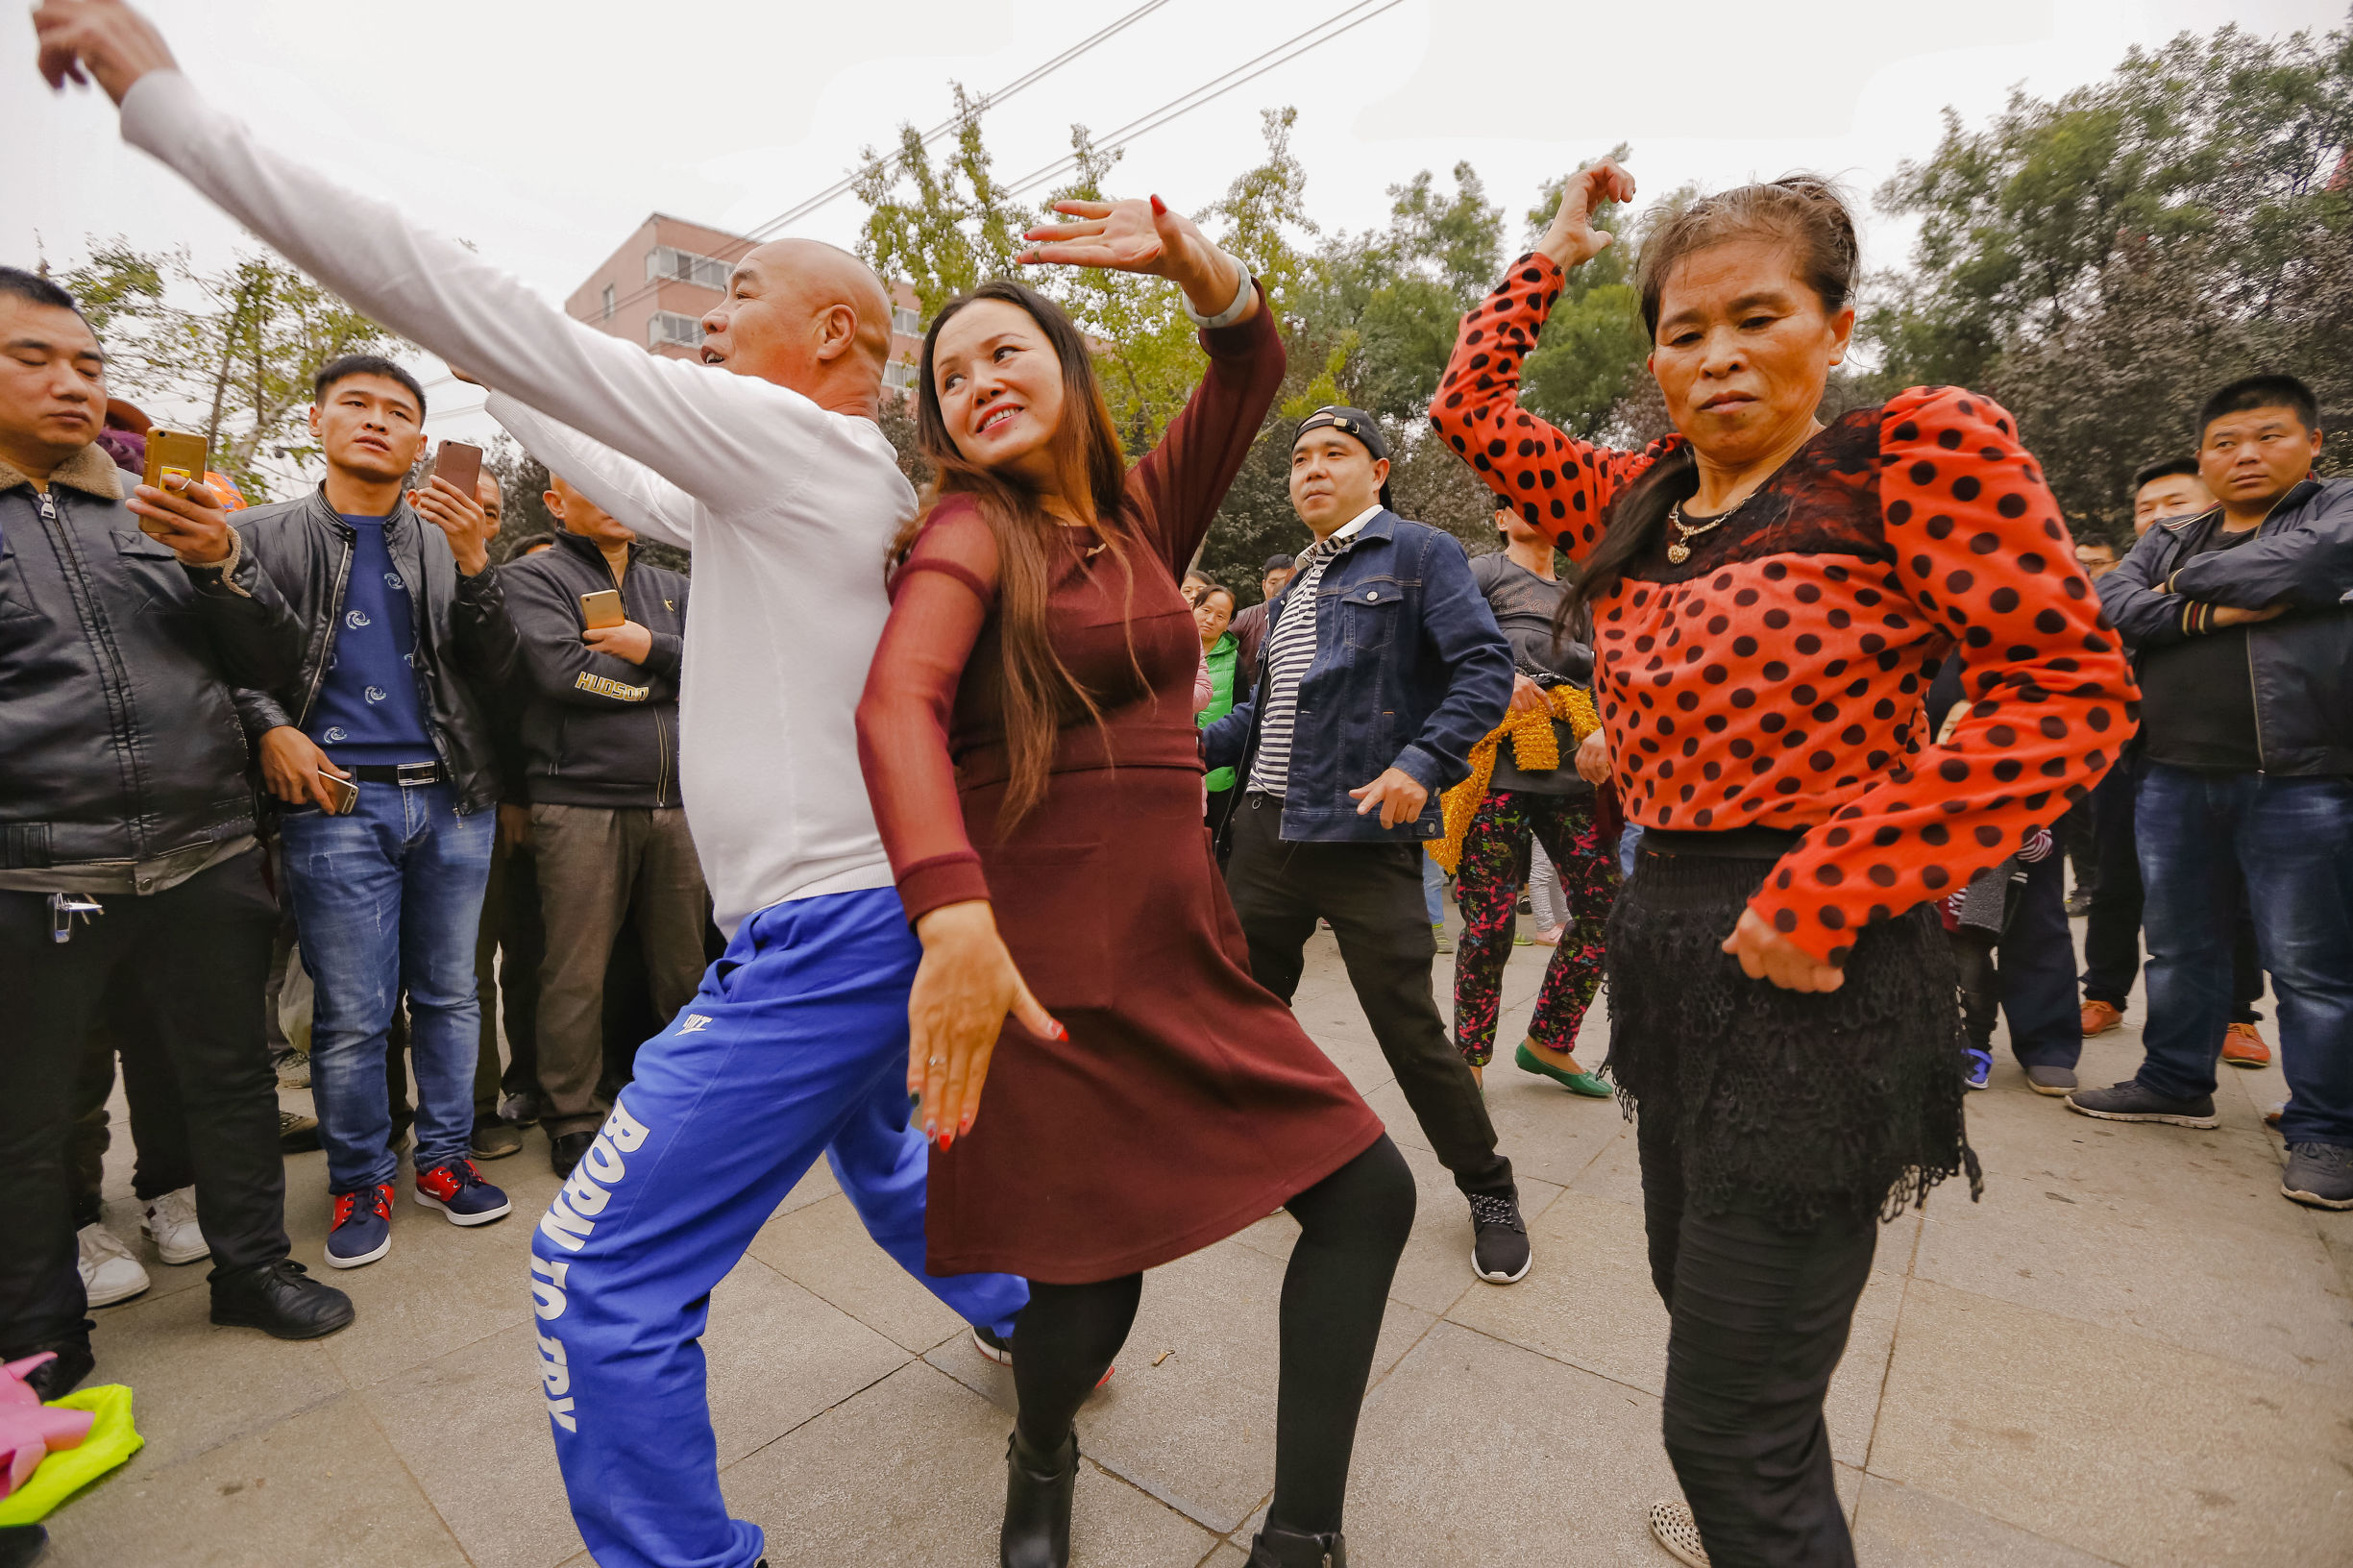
[1422,850,1446,924]
[2136,764,2353,1145]
[279,780,495,1191]
[531,886,1025,1568]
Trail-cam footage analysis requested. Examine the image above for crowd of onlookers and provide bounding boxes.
[3,248,2347,1417]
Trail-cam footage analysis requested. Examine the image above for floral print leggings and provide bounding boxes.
[1451,789,1617,1067]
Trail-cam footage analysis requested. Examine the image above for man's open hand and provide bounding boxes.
[33,0,176,105]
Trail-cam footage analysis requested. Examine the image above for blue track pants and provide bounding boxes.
[528,886,1028,1568]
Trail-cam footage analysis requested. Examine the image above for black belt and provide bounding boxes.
[1640,825,1804,860]
[346,761,446,786]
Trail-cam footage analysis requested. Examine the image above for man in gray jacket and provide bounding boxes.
[0,268,353,1399]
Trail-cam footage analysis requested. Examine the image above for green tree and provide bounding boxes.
[1866,18,2352,530]
[60,241,400,502]
[854,85,1026,324]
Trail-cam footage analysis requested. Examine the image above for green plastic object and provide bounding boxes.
[0,1386,142,1525]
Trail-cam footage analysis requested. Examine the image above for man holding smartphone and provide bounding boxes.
[227,355,523,1270]
[0,266,354,1399]
[499,475,699,1179]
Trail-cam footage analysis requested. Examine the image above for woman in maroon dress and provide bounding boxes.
[855,195,1415,1568]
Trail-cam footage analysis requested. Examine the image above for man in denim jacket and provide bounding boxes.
[1206,407,1526,1281]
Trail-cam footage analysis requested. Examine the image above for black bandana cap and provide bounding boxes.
[1293,405,1395,513]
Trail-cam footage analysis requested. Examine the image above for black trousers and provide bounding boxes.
[0,850,290,1355]
[2080,755,2265,1020]
[1222,793,1514,1200]
[70,991,195,1227]
[1992,854,2081,1067]
[1639,1114,1873,1568]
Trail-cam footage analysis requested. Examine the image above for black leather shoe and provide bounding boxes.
[209,1259,355,1340]
[1248,1522,1348,1567]
[999,1429,1077,1568]
[14,1341,93,1402]
[0,1523,48,1568]
[550,1131,597,1179]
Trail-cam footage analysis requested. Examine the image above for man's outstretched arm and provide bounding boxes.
[34,0,826,520]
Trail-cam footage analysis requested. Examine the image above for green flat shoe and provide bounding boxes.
[1516,1041,1611,1097]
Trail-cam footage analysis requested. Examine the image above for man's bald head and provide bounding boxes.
[698,238,894,420]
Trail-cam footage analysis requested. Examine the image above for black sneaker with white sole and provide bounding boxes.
[2064,1078,2218,1128]
[973,1323,1014,1366]
[2281,1142,2353,1211]
[1469,1192,1531,1283]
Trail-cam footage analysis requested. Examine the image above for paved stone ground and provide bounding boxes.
[40,916,2353,1568]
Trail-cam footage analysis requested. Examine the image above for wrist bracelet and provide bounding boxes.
[1183,252,1255,330]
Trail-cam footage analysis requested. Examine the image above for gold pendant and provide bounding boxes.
[1666,541,1690,564]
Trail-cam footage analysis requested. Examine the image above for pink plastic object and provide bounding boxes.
[0,1355,93,1499]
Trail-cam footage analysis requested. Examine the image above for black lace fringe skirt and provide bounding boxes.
[1604,845,1982,1229]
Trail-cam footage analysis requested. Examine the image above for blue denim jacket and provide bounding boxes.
[1204,509,1512,843]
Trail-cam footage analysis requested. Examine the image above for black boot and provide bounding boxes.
[0,1523,48,1568]
[1248,1521,1348,1567]
[999,1428,1077,1568]
[209,1259,355,1339]
[12,1340,93,1403]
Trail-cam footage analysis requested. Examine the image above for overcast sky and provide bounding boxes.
[7,0,2333,447]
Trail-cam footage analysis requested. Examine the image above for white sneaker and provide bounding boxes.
[143,1186,210,1265]
[78,1222,151,1307]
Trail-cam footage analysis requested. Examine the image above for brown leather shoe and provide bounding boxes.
[2221,1021,2271,1068]
[2080,999,2123,1037]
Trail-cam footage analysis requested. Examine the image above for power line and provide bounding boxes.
[1000,0,1405,200]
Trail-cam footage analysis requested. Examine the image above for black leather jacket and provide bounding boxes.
[2098,478,2353,777]
[500,530,689,808]
[0,446,303,887]
[230,486,521,814]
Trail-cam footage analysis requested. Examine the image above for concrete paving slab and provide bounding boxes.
[1868,1277,2353,1566]
[748,1189,968,1355]
[317,1188,548,1389]
[80,1280,348,1474]
[40,1392,469,1568]
[719,1360,1219,1566]
[1851,1474,2123,1567]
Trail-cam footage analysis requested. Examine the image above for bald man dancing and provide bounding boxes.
[32,8,1026,1568]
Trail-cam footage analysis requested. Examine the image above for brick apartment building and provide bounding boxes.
[564,212,926,393]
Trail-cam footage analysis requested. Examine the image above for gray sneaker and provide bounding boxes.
[2022,1064,2077,1096]
[2065,1078,2218,1128]
[1432,921,1455,955]
[2281,1143,2353,1211]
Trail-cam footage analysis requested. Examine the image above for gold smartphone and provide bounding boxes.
[316,769,358,816]
[138,429,211,536]
[579,589,625,630]
[429,440,483,498]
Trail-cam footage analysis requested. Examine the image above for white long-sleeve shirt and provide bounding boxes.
[122,71,917,932]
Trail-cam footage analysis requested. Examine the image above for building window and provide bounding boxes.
[883,359,919,391]
[601,283,615,322]
[892,306,922,336]
[645,245,734,293]
[648,311,703,350]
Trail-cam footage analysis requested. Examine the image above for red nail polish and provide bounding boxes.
[939,1132,953,1153]
[1050,1020,1069,1042]
[1149,194,1167,215]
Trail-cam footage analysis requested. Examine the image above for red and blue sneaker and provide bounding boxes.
[326,1183,395,1269]
[413,1160,512,1227]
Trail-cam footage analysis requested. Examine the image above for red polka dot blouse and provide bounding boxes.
[1431,253,2140,966]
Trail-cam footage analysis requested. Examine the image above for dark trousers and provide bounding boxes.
[2136,766,2353,1146]
[473,833,545,1119]
[2081,754,2264,1021]
[1995,854,2080,1067]
[70,992,195,1227]
[0,850,290,1355]
[1222,793,1514,1200]
[1639,1115,1873,1568]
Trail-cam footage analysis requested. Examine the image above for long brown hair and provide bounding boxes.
[895,280,1135,833]
[1559,176,1860,632]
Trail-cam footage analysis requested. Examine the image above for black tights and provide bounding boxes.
[1010,1135,1414,1535]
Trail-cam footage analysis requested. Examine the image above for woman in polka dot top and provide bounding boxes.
[1431,162,2137,1568]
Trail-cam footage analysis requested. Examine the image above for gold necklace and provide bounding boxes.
[1666,488,1763,564]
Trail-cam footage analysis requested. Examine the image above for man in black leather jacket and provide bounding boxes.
[230,354,524,1269]
[0,269,353,1398]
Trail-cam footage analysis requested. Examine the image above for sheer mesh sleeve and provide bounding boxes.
[855,500,1003,922]
[1124,290,1286,576]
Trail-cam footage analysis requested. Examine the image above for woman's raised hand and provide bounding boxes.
[1534,159,1637,274]
[1019,196,1249,324]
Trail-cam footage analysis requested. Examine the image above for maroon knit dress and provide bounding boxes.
[855,303,1385,1284]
